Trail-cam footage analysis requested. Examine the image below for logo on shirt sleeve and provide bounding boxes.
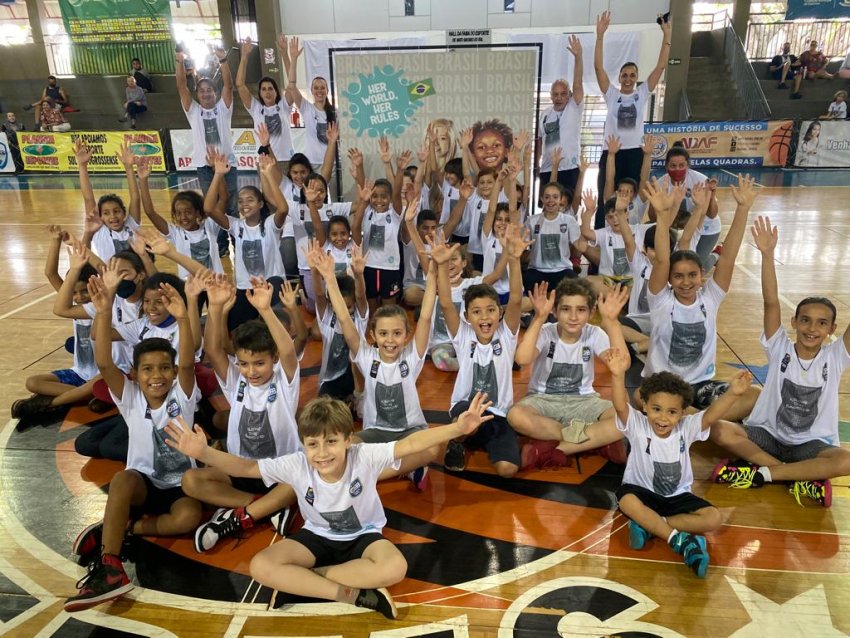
[493,339,502,356]
[268,383,278,403]
[547,341,556,359]
[166,399,180,418]
[305,486,315,506]
[560,224,568,234]
[370,360,380,378]
[399,361,410,378]
[780,353,791,373]
[349,478,363,497]
[582,346,592,362]
[237,379,247,402]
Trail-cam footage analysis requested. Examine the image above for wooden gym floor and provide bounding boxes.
[0,169,848,637]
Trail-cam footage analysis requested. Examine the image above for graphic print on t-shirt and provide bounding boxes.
[264,111,282,138]
[653,460,681,496]
[320,505,362,534]
[203,116,221,147]
[540,233,561,267]
[189,237,212,269]
[368,224,385,251]
[75,322,94,369]
[612,247,629,276]
[316,121,328,144]
[470,361,498,402]
[669,320,706,367]
[241,238,266,276]
[617,97,638,130]
[637,271,650,313]
[433,301,462,343]
[545,362,583,395]
[112,237,130,254]
[776,378,822,434]
[326,330,350,380]
[374,381,408,430]
[151,412,191,485]
[238,406,276,458]
[543,118,560,148]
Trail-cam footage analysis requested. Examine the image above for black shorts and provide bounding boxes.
[319,365,355,400]
[470,252,484,273]
[523,267,577,294]
[289,528,385,568]
[538,167,579,197]
[450,234,469,245]
[616,483,713,517]
[450,401,520,467]
[230,476,272,495]
[132,473,189,517]
[363,266,402,300]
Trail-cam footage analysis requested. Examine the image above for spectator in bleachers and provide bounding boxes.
[799,40,834,81]
[769,42,803,99]
[118,76,148,130]
[826,90,847,119]
[38,98,71,132]
[2,112,25,171]
[131,58,154,93]
[23,76,74,126]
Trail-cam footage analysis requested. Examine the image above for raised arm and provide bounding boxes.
[166,415,261,479]
[646,17,672,91]
[44,225,66,292]
[284,37,303,108]
[598,284,630,357]
[235,39,255,110]
[183,270,208,352]
[601,347,630,423]
[414,268,437,357]
[568,34,585,104]
[442,178,472,238]
[309,243,361,354]
[160,282,197,395]
[481,168,506,237]
[378,135,395,184]
[580,189,598,242]
[216,48,233,109]
[645,178,679,294]
[304,178,326,245]
[594,11,612,95]
[204,274,235,380]
[637,135,653,202]
[276,34,292,82]
[394,392,493,459]
[128,234,158,278]
[175,52,194,111]
[347,147,366,188]
[350,244,369,317]
[702,371,752,428]
[570,154,589,213]
[391,150,410,215]
[74,141,96,214]
[258,154,289,229]
[53,240,92,320]
[203,152,233,230]
[713,174,757,292]
[89,276,125,397]
[618,205,637,261]
[503,223,530,333]
[138,228,204,277]
[751,216,781,339]
[677,182,708,251]
[247,278,299,382]
[319,122,338,184]
[350,180,372,246]
[514,282,554,365]
[117,143,141,224]
[602,135,621,201]
[136,163,169,234]
[432,233,462,337]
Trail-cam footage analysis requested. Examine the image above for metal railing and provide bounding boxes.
[693,10,731,33]
[746,13,850,62]
[679,88,692,121]
[724,24,771,120]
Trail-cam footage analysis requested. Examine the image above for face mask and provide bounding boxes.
[116,279,137,299]
[667,168,687,184]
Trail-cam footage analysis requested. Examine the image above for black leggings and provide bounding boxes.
[74,415,129,462]
[595,147,645,228]
[227,276,285,333]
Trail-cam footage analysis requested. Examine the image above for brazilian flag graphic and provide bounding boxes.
[409,78,435,101]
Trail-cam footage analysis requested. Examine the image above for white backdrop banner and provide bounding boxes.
[170,128,306,172]
[794,119,850,168]
[304,37,429,87]
[505,31,640,94]
[0,133,16,173]
[333,46,539,194]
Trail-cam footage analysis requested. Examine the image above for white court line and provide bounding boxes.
[0,292,56,321]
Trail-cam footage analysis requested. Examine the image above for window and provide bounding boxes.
[404,0,415,17]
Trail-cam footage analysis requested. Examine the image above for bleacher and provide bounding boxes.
[752,59,848,120]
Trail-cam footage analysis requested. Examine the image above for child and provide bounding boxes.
[77,142,141,262]
[165,392,494,620]
[602,134,652,226]
[12,229,100,424]
[64,277,201,612]
[642,175,760,419]
[184,275,301,551]
[710,217,850,507]
[454,168,505,271]
[434,225,529,477]
[580,191,634,292]
[323,215,357,274]
[602,340,751,578]
[509,281,629,470]
[401,208,437,308]
[826,90,847,119]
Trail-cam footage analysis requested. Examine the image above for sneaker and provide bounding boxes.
[354,587,398,619]
[63,554,133,612]
[444,440,466,472]
[628,520,652,550]
[407,465,429,490]
[269,506,297,536]
[520,440,568,470]
[791,92,803,99]
[194,507,247,553]
[790,479,832,508]
[777,82,788,89]
[72,521,103,564]
[669,532,709,578]
[695,382,729,409]
[711,460,764,488]
[88,398,113,414]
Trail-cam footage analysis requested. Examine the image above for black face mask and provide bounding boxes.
[116,279,137,299]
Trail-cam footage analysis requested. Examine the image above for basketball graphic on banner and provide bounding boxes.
[769,120,794,166]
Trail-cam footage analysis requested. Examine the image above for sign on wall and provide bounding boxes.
[58,0,171,43]
[170,128,307,172]
[786,0,850,20]
[794,119,850,167]
[645,120,794,169]
[18,131,166,172]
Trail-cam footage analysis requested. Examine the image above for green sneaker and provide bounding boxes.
[790,479,832,508]
[628,520,652,550]
[710,459,764,488]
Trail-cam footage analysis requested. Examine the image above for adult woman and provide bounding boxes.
[118,75,147,130]
[594,10,671,228]
[236,38,295,168]
[798,121,821,167]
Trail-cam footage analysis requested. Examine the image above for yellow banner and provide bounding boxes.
[19,131,166,172]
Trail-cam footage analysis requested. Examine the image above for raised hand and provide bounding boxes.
[417,140,429,163]
[276,33,287,53]
[136,228,172,255]
[347,146,364,168]
[279,278,300,309]
[288,36,302,61]
[578,153,589,173]
[426,229,459,265]
[214,46,228,62]
[602,347,630,376]
[67,239,90,270]
[505,223,533,259]
[598,284,630,321]
[404,197,420,224]
[212,150,230,175]
[615,191,630,212]
[751,216,778,254]
[184,268,211,299]
[128,233,149,257]
[350,242,367,276]
[308,240,337,279]
[730,173,758,208]
[607,134,622,155]
[326,121,339,146]
[258,153,276,177]
[459,177,474,199]
[641,134,654,156]
[597,10,611,38]
[456,392,494,435]
[135,159,151,180]
[643,177,674,216]
[74,140,92,166]
[529,281,555,317]
[116,142,134,169]
[256,121,270,147]
[659,13,672,38]
[514,129,530,152]
[160,282,187,319]
[729,370,753,396]
[397,149,413,171]
[86,275,111,313]
[241,37,255,57]
[101,258,123,294]
[581,188,596,214]
[164,415,209,460]
[246,277,273,311]
[207,273,235,306]
[305,178,325,205]
[690,181,708,209]
[83,208,103,235]
[48,224,68,243]
[550,145,563,168]
[459,127,473,148]
[567,34,583,57]
[378,136,392,164]
[357,180,374,203]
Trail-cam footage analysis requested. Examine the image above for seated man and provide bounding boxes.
[799,40,833,80]
[39,99,71,132]
[25,75,77,124]
[131,57,154,93]
[769,42,803,99]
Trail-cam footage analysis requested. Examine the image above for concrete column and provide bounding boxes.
[21,0,50,79]
[732,0,752,44]
[661,0,694,121]
[256,1,284,82]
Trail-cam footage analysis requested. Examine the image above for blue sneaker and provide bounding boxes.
[628,520,652,550]
[670,532,709,578]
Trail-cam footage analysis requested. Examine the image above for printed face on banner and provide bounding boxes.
[334,48,538,193]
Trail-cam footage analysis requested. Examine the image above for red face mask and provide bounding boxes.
[667,168,688,184]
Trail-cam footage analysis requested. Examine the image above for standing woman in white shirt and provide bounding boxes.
[594,10,671,228]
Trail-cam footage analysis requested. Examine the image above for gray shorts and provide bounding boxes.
[355,425,427,443]
[515,393,613,443]
[744,425,836,463]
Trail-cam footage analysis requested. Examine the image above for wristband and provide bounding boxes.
[258,144,271,156]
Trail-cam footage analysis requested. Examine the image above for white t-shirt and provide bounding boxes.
[431,276,482,350]
[353,337,426,432]
[627,249,653,325]
[184,99,235,168]
[84,296,142,373]
[527,323,610,396]
[627,196,648,225]
[658,169,721,236]
[289,200,352,271]
[91,217,140,262]
[259,442,401,540]
[481,231,508,295]
[592,226,632,277]
[248,96,294,161]
[71,318,98,381]
[618,404,708,497]
[465,190,507,255]
[746,330,850,446]
[317,306,368,385]
[278,176,304,239]
[603,83,651,151]
[112,379,200,489]
[526,212,580,272]
[362,206,401,271]
[324,239,356,274]
[115,316,201,364]
[402,240,428,289]
[645,278,726,384]
[439,179,460,225]
[829,101,847,119]
[166,218,224,278]
[298,99,329,165]
[218,360,300,459]
[450,319,518,417]
[228,216,285,289]
[538,100,583,172]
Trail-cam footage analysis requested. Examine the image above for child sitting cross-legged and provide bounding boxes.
[165,392,496,619]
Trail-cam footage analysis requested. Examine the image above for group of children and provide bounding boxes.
[11,119,850,620]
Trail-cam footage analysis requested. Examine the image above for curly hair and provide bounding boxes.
[638,371,693,408]
[470,119,514,151]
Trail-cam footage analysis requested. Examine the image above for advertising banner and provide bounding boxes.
[794,119,850,167]
[786,0,850,20]
[170,128,307,172]
[0,133,15,173]
[19,131,166,172]
[645,120,794,169]
[58,0,171,43]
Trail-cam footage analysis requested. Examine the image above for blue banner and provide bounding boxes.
[786,0,850,20]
